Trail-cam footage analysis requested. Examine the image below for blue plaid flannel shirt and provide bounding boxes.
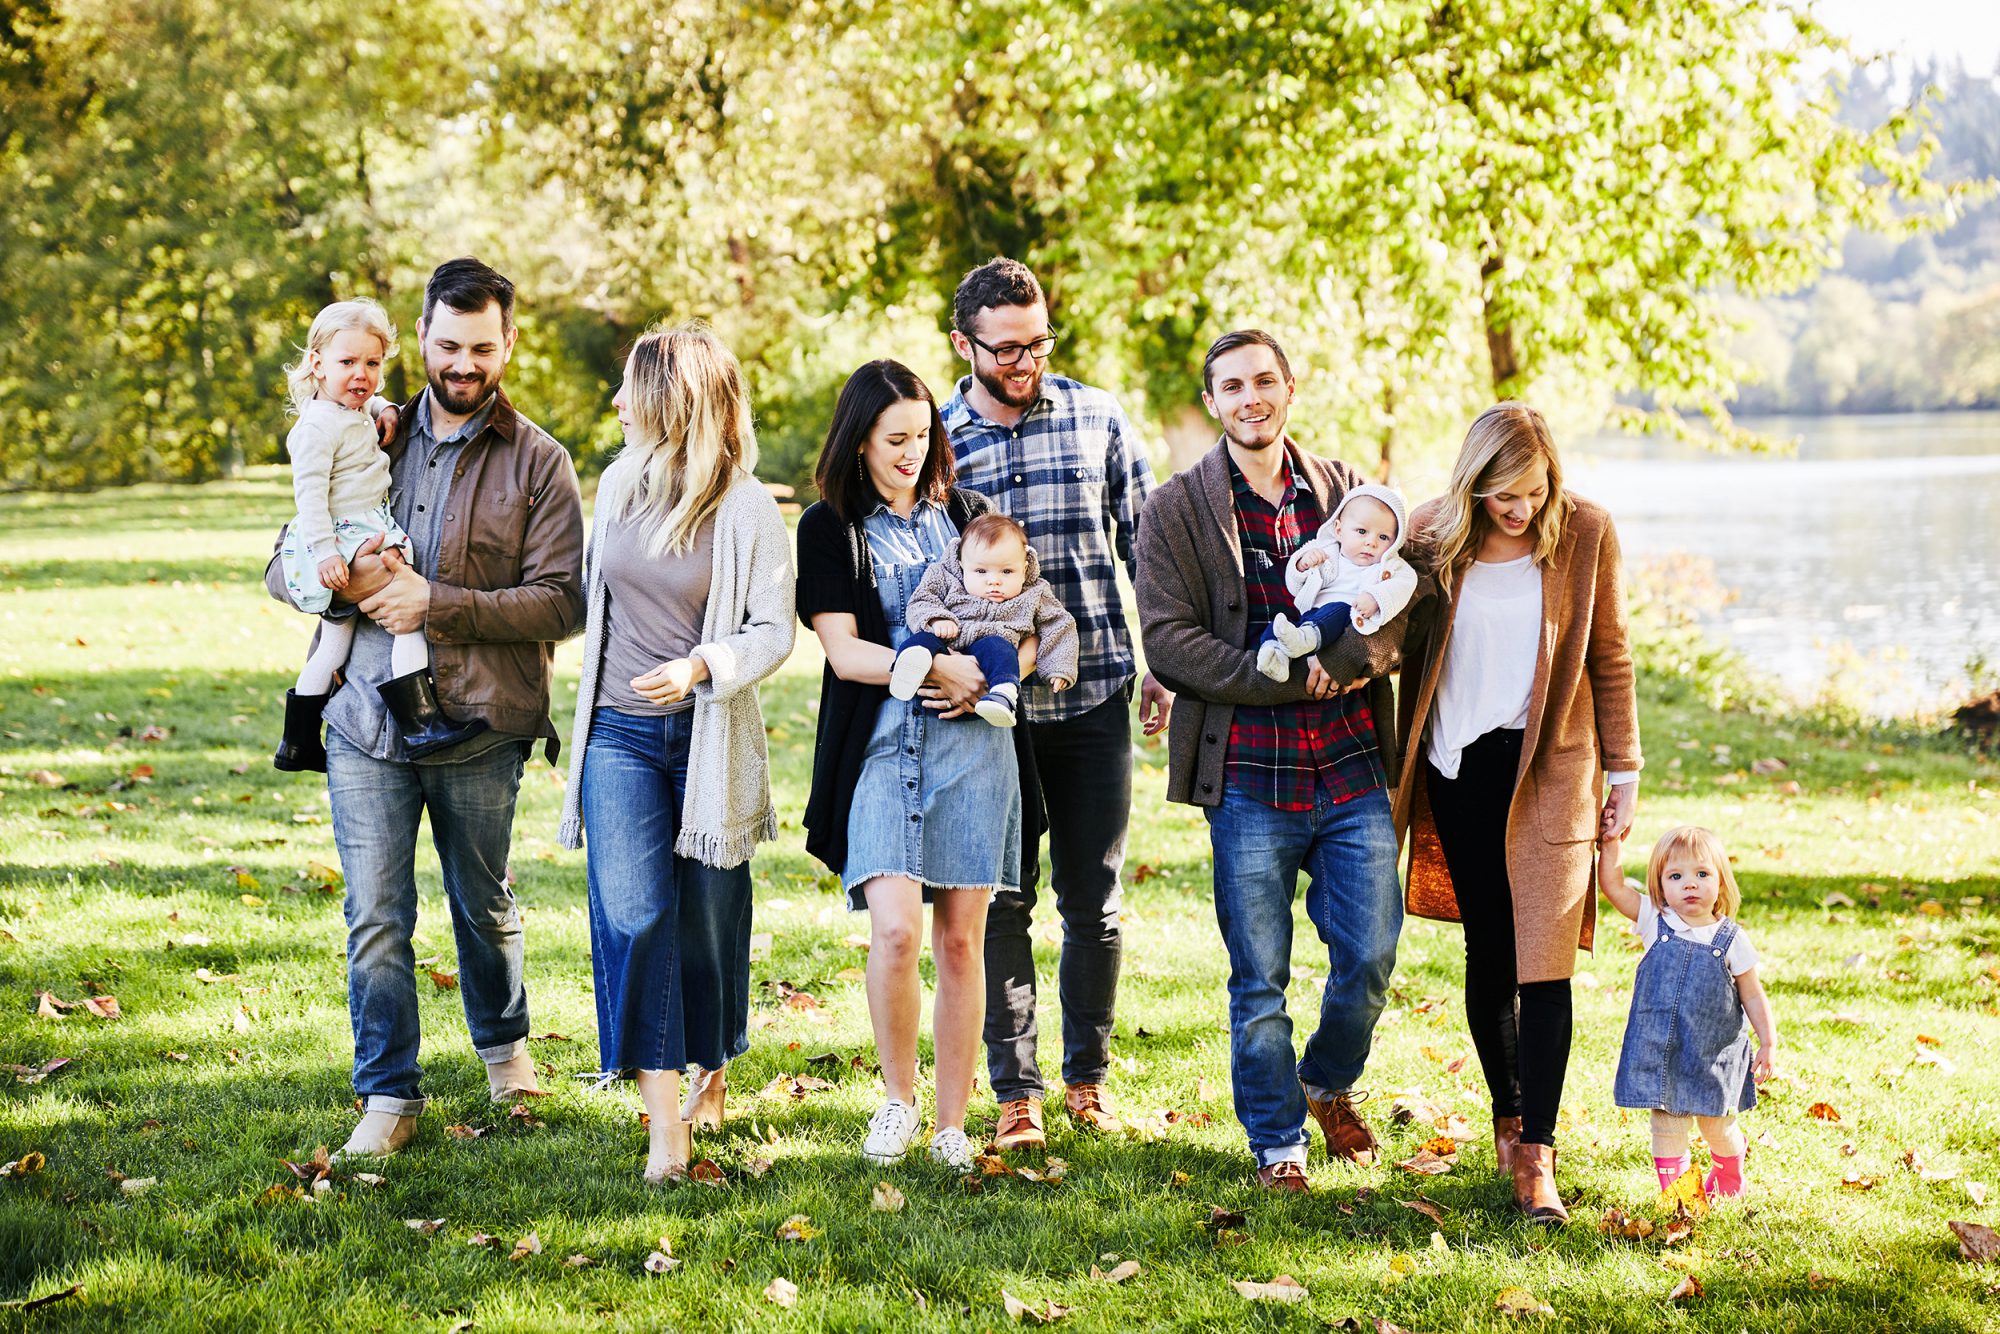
[942,373,1156,724]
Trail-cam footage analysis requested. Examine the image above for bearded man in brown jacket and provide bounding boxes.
[262,258,584,1159]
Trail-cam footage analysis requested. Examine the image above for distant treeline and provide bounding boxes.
[0,2,1980,492]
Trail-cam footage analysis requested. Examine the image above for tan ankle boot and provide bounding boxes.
[486,1050,544,1103]
[338,1109,417,1158]
[1493,1116,1523,1176]
[1511,1142,1568,1224]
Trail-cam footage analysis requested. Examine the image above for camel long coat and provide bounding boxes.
[1391,494,1642,983]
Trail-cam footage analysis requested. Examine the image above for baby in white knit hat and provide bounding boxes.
[1257,482,1417,682]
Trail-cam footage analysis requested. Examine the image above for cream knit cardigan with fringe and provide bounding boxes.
[558,470,795,867]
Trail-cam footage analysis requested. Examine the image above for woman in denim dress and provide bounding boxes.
[797,360,1026,1173]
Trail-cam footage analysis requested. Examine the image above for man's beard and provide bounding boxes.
[974,361,1041,409]
[1224,408,1287,451]
[427,363,498,415]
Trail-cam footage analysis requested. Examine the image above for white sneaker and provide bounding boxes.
[1256,640,1291,682]
[1271,614,1320,657]
[888,644,934,701]
[929,1125,975,1172]
[973,683,1019,728]
[862,1099,922,1165]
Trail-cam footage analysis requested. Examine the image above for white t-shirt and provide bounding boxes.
[1426,554,1541,779]
[1636,899,1759,976]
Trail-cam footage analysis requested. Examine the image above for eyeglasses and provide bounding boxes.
[966,329,1059,366]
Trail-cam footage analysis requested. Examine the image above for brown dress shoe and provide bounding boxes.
[1257,1160,1310,1193]
[1303,1087,1378,1164]
[1511,1142,1568,1224]
[992,1096,1046,1151]
[1492,1116,1523,1177]
[1063,1083,1125,1135]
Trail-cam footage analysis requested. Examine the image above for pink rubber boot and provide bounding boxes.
[1704,1153,1745,1198]
[1653,1155,1690,1191]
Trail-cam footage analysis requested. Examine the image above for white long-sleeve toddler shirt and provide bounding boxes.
[1283,540,1417,635]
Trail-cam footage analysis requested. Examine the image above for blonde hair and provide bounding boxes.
[598,322,757,558]
[1419,401,1574,577]
[285,300,397,412]
[1645,825,1743,920]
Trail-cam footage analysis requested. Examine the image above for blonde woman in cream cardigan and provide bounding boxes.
[557,324,795,1183]
[1393,402,1641,1225]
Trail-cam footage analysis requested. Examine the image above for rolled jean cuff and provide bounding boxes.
[1255,1142,1308,1170]
[477,1038,528,1065]
[364,1094,426,1117]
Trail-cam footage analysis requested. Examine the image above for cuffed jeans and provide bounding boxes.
[327,729,532,1115]
[1205,783,1402,1168]
[983,690,1129,1100]
[580,708,753,1073]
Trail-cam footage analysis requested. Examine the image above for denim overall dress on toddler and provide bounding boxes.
[1613,914,1757,1117]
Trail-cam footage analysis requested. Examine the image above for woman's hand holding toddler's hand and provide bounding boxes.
[318,555,350,591]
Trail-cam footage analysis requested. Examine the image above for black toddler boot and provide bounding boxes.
[273,689,331,773]
[378,669,489,760]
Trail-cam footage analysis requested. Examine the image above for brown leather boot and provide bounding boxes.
[1063,1083,1125,1135]
[1511,1142,1568,1224]
[1303,1087,1378,1164]
[992,1096,1045,1151]
[1493,1116,1523,1177]
[1256,1160,1310,1193]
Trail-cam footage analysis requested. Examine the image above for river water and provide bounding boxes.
[1566,411,2000,716]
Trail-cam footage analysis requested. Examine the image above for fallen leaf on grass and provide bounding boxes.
[1914,1048,1958,1075]
[1383,1253,1415,1286]
[1599,1206,1657,1241]
[1090,1260,1140,1283]
[1396,1149,1453,1176]
[445,1125,487,1140]
[428,970,459,991]
[1,1152,48,1178]
[351,1172,385,1187]
[563,1254,593,1268]
[871,1182,906,1213]
[1968,1182,1989,1207]
[1331,1320,1413,1334]
[1905,1149,1961,1182]
[1399,1197,1448,1224]
[1841,1172,1879,1191]
[27,769,66,787]
[1205,1206,1248,1230]
[1232,1275,1307,1303]
[6,1058,70,1084]
[643,1250,679,1274]
[1659,1166,1710,1216]
[1493,1286,1554,1317]
[466,1233,500,1248]
[192,968,238,985]
[1003,1290,1074,1323]
[688,1159,727,1185]
[744,1157,774,1179]
[508,1232,541,1261]
[1950,1220,2000,1262]
[1807,1102,1842,1123]
[406,1218,447,1235]
[1015,1158,1067,1185]
[80,994,120,1019]
[1667,1274,1703,1302]
[119,1177,156,1195]
[776,1214,819,1242]
[764,1277,798,1308]
[1807,1270,1833,1291]
[1419,1136,1459,1157]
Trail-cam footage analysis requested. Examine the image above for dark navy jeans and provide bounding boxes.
[580,708,752,1073]
[902,629,1020,693]
[1204,782,1402,1168]
[326,730,532,1115]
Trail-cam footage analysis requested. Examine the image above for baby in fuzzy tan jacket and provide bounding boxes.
[887,512,1078,727]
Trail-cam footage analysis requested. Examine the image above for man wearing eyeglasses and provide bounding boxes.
[941,257,1171,1152]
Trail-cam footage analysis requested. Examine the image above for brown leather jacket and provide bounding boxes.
[264,389,585,757]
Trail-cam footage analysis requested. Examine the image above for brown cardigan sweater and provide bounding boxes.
[1135,440,1430,806]
[1391,493,1643,982]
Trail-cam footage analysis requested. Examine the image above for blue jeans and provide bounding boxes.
[902,629,1020,692]
[326,730,532,1115]
[580,708,753,1073]
[1257,601,1352,651]
[1204,783,1402,1167]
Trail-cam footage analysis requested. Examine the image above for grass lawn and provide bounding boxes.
[2,472,1997,1332]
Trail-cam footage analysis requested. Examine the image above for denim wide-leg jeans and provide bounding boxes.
[1204,783,1403,1168]
[326,730,533,1115]
[580,708,752,1074]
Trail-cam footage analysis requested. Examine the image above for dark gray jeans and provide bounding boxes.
[982,689,1130,1101]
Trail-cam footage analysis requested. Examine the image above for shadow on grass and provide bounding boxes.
[0,556,270,592]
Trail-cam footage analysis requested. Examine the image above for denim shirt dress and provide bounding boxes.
[840,500,1022,908]
[1613,913,1758,1117]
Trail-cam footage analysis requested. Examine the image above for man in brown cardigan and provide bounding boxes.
[1135,331,1429,1191]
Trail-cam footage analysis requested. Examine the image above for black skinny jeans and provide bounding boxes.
[1424,728,1573,1147]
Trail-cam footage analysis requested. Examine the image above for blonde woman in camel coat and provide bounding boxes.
[1393,402,1641,1224]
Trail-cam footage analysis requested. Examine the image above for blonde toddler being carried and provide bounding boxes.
[1256,481,1417,681]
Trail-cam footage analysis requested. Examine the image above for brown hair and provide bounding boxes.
[1645,825,1743,919]
[1202,329,1294,394]
[959,512,1028,558]
[812,359,955,523]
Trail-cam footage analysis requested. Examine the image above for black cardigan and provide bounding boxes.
[796,488,1043,881]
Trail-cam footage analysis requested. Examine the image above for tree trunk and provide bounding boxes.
[1481,250,1520,397]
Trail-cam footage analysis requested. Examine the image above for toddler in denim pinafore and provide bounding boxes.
[1599,825,1779,1201]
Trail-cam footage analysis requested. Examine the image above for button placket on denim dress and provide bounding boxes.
[1613,915,1757,1117]
[842,502,1021,907]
